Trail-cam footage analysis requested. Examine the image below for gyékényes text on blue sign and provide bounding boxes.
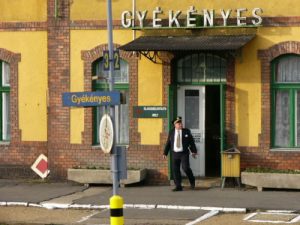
[62,91,121,107]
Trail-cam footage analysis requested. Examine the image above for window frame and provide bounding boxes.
[175,52,227,85]
[271,54,300,148]
[0,61,10,142]
[92,58,129,146]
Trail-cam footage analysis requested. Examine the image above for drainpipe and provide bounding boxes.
[54,0,58,18]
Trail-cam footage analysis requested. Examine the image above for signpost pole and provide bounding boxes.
[106,0,119,196]
[107,2,125,224]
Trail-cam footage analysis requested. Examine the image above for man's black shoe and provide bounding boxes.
[172,187,183,192]
[190,183,195,189]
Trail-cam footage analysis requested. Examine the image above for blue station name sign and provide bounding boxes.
[62,91,120,107]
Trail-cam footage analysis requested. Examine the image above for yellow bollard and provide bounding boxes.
[110,195,124,225]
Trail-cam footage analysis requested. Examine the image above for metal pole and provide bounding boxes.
[106,0,119,195]
[132,0,136,40]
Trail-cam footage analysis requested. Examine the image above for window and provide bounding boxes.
[176,53,227,83]
[272,55,300,148]
[0,61,10,141]
[92,57,129,145]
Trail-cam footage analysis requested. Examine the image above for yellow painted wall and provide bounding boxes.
[138,56,163,145]
[0,0,46,22]
[235,27,300,146]
[70,0,131,20]
[71,0,300,20]
[133,0,300,17]
[70,29,133,143]
[0,32,48,141]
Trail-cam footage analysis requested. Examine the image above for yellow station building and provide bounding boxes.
[0,0,299,183]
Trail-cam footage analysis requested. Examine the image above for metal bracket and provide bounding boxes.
[140,51,163,64]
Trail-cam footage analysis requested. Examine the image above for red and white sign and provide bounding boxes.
[31,154,50,179]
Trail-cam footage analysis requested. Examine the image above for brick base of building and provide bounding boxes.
[0,165,39,179]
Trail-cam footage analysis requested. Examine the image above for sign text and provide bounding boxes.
[121,6,263,29]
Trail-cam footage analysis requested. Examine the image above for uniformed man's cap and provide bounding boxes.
[173,116,182,125]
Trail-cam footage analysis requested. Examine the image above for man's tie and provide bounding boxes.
[176,131,181,148]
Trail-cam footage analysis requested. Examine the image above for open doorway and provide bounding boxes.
[205,85,221,177]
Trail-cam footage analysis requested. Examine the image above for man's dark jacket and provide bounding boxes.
[164,128,197,156]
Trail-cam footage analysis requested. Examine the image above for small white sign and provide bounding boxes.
[99,114,114,153]
[31,154,50,179]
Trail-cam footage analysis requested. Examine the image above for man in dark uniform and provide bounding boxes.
[163,116,197,191]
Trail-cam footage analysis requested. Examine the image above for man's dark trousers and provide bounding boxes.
[172,151,195,189]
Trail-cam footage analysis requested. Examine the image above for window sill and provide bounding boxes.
[92,144,129,149]
[92,145,101,149]
[270,148,300,152]
[0,141,10,145]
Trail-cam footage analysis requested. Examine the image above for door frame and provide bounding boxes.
[167,83,226,178]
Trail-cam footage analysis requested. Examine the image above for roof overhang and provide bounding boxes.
[119,34,255,63]
[119,35,255,51]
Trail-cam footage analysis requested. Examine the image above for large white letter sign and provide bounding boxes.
[121,11,132,28]
[136,10,148,28]
[221,9,232,26]
[237,8,247,26]
[169,10,182,27]
[187,6,197,27]
[153,7,163,28]
[252,8,263,25]
[203,9,214,27]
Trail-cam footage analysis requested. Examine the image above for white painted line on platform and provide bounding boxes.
[157,205,180,210]
[290,215,300,223]
[157,205,201,210]
[201,206,246,213]
[185,210,219,225]
[200,206,223,211]
[221,207,247,213]
[77,211,99,223]
[244,212,300,224]
[28,203,42,208]
[90,205,110,209]
[41,203,70,209]
[267,210,296,214]
[132,204,156,209]
[260,212,299,216]
[69,204,92,209]
[250,220,286,223]
[0,201,245,214]
[178,205,201,210]
[244,212,257,221]
[6,202,28,206]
